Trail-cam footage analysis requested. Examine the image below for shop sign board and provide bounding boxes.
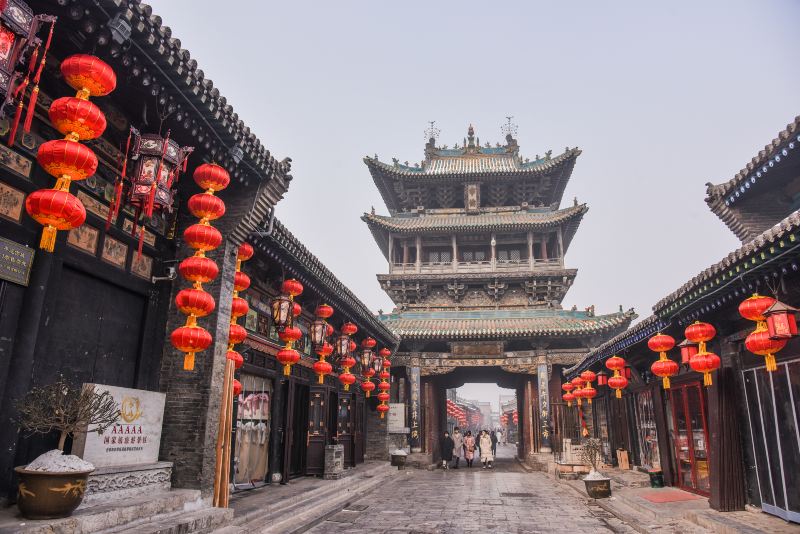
[387,403,406,433]
[72,384,166,467]
[0,237,33,286]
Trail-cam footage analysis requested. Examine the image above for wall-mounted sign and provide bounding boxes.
[387,403,406,433]
[0,237,33,286]
[72,384,166,468]
[452,342,503,357]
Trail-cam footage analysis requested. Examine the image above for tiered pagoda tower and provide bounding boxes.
[362,124,635,454]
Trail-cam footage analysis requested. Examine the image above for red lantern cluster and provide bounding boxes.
[561,382,576,407]
[376,348,392,418]
[273,279,304,376]
[647,333,679,389]
[332,322,358,391]
[170,163,228,371]
[605,355,628,398]
[739,294,791,373]
[225,242,253,382]
[685,321,720,386]
[570,376,585,406]
[311,304,335,384]
[578,370,597,404]
[25,54,115,252]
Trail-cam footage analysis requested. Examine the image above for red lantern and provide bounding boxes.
[188,193,226,222]
[581,385,597,404]
[234,271,251,292]
[230,297,249,319]
[25,189,86,251]
[48,97,106,140]
[229,323,247,345]
[377,391,390,403]
[315,303,334,318]
[341,355,357,370]
[226,350,244,369]
[363,367,376,379]
[194,162,231,193]
[339,371,356,391]
[378,373,391,385]
[313,360,333,384]
[580,370,596,384]
[685,322,716,352]
[238,242,254,262]
[745,329,787,372]
[292,302,302,317]
[281,279,304,298]
[651,359,680,389]
[175,288,215,317]
[171,325,212,371]
[362,337,377,349]
[277,348,300,376]
[184,223,222,252]
[376,403,390,418]
[605,355,625,372]
[179,256,219,284]
[61,54,117,97]
[278,326,302,346]
[607,374,628,398]
[341,322,358,336]
[379,348,391,359]
[738,294,776,322]
[562,392,576,407]
[36,140,98,186]
[677,338,698,365]
[316,342,333,358]
[562,382,575,393]
[232,379,242,397]
[648,333,678,389]
[361,379,375,397]
[689,351,721,387]
[764,301,799,340]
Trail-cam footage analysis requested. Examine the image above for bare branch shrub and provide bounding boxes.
[580,438,602,472]
[16,377,120,451]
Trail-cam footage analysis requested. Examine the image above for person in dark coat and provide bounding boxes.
[440,431,455,469]
[490,430,498,458]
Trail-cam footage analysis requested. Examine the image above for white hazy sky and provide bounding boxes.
[149,1,798,403]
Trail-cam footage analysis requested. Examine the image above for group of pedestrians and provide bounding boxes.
[440,427,500,470]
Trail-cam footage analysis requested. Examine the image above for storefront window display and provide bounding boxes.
[234,374,272,487]
[634,389,660,470]
[593,398,612,463]
[667,382,710,495]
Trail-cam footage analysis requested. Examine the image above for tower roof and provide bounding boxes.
[365,125,581,213]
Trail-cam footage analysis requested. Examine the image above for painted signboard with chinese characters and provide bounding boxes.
[387,403,407,433]
[409,367,421,452]
[0,236,33,286]
[72,384,166,467]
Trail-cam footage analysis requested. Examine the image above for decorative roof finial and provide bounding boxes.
[424,120,440,142]
[501,116,518,140]
[467,124,475,147]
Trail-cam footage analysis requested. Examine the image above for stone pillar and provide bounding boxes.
[402,239,409,265]
[537,360,552,452]
[527,231,534,270]
[541,235,548,260]
[451,235,457,272]
[415,236,422,273]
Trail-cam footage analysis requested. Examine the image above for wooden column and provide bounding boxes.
[557,227,564,261]
[402,239,409,265]
[388,234,394,273]
[451,235,458,272]
[541,235,548,260]
[490,232,496,268]
[537,361,552,452]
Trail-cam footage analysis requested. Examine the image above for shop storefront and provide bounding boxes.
[234,374,272,488]
[667,381,710,495]
[633,389,661,471]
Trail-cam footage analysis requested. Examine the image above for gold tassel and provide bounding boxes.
[380,412,385,419]
[283,364,290,376]
[588,398,592,405]
[366,391,370,398]
[318,374,324,384]
[704,372,712,387]
[616,389,622,399]
[663,376,671,389]
[766,354,777,372]
[576,398,582,406]
[39,226,57,252]
[184,352,195,371]
[344,383,350,392]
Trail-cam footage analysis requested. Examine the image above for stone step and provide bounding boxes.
[102,507,232,534]
[3,489,202,534]
[229,463,394,533]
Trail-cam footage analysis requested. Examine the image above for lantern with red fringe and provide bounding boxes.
[225,242,253,372]
[311,304,334,384]
[375,352,392,418]
[579,371,597,404]
[764,301,799,341]
[570,376,585,406]
[647,333,678,389]
[605,355,627,398]
[685,321,719,385]
[739,294,786,372]
[25,54,114,252]
[562,382,575,407]
[359,339,376,397]
[271,279,303,375]
[169,164,228,371]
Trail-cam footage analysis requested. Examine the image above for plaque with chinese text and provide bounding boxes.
[0,237,33,286]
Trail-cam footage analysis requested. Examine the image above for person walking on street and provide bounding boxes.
[451,427,464,469]
[490,430,498,458]
[479,430,493,469]
[463,430,476,468]
[440,431,454,470]
[497,428,505,446]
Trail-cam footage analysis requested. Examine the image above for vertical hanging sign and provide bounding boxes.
[409,366,421,452]
[537,362,552,452]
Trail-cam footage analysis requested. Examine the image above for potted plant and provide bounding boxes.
[14,378,119,519]
[581,438,612,498]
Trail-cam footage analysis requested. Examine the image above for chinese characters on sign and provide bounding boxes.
[0,237,33,286]
[72,384,166,468]
[409,366,421,452]
[537,363,552,449]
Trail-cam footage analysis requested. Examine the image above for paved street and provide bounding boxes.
[308,445,632,534]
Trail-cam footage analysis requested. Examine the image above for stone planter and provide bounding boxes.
[648,470,664,488]
[390,454,407,469]
[15,467,94,519]
[584,477,611,499]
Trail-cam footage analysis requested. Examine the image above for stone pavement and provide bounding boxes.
[307,444,634,534]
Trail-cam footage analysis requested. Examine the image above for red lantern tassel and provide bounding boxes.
[39,225,57,252]
[144,183,156,218]
[7,45,38,147]
[23,20,54,133]
[137,225,146,258]
[184,352,195,371]
[106,178,122,230]
[662,376,670,389]
[704,372,712,387]
[615,388,622,399]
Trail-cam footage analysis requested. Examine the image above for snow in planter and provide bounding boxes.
[26,449,94,472]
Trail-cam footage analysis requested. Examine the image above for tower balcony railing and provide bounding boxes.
[389,258,563,274]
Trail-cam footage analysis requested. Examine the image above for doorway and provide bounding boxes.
[668,382,710,495]
[287,382,309,478]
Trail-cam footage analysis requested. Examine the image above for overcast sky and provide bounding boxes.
[149,1,798,402]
